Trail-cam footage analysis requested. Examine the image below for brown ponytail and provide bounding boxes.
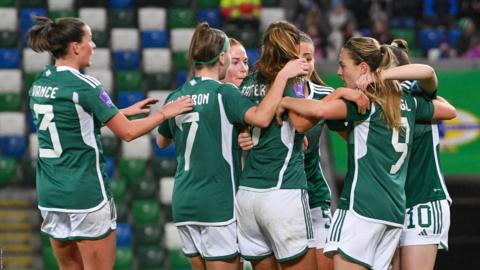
[343,37,403,130]
[28,16,86,59]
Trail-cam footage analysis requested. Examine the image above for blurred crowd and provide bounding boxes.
[279,0,480,60]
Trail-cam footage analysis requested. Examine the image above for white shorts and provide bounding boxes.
[177,222,239,260]
[308,207,332,249]
[324,209,401,269]
[399,199,450,250]
[40,199,116,240]
[236,189,313,263]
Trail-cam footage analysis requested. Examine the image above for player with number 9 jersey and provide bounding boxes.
[276,37,456,270]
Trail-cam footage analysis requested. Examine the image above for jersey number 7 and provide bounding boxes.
[175,112,199,171]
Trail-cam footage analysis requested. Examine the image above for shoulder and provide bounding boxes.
[57,67,102,91]
[219,82,239,92]
[308,81,333,99]
[400,80,414,91]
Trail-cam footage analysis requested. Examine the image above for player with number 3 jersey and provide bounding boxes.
[28,16,192,270]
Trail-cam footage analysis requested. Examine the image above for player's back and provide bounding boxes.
[29,65,117,211]
[159,76,253,224]
[339,90,434,226]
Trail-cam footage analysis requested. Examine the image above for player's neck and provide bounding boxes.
[195,67,219,81]
[55,58,80,71]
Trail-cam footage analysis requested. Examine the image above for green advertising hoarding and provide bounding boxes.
[324,70,480,176]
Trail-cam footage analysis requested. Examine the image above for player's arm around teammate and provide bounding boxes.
[274,37,455,270]
[28,16,191,270]
[386,40,455,270]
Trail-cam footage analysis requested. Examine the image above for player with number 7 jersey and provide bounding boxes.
[156,22,309,269]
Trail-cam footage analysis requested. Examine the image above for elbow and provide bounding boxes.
[447,107,457,120]
[313,108,325,120]
[294,125,308,133]
[256,118,271,129]
[121,130,136,142]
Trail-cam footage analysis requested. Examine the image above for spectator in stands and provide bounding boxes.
[456,17,480,57]
[27,16,192,270]
[423,0,458,27]
[458,0,480,26]
[327,0,356,60]
[371,18,394,45]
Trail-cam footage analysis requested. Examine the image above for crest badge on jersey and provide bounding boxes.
[293,79,305,98]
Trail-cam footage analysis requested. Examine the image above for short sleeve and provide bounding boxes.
[346,101,370,122]
[326,120,351,131]
[219,84,255,125]
[78,85,119,123]
[413,95,434,122]
[157,120,172,138]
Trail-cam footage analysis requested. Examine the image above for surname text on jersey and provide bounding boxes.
[31,85,58,99]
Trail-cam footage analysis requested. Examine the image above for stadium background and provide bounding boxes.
[0,0,478,269]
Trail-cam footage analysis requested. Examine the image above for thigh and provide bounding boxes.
[258,189,313,263]
[400,245,438,270]
[49,238,83,270]
[76,230,116,270]
[280,248,316,270]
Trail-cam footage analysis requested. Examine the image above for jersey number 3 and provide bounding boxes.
[33,104,63,158]
[390,117,410,174]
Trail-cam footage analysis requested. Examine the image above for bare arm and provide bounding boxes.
[432,96,456,120]
[382,64,438,94]
[276,97,348,132]
[357,64,438,94]
[156,134,172,148]
[120,97,158,117]
[107,96,193,142]
[279,87,368,132]
[243,59,309,128]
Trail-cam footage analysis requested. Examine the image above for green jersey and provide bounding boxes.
[338,91,434,226]
[401,81,451,208]
[304,82,333,209]
[239,71,307,190]
[29,65,119,212]
[157,77,254,225]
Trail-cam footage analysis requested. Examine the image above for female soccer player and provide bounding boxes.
[223,38,249,88]
[274,37,456,270]
[298,32,334,270]
[28,17,192,270]
[156,22,308,270]
[387,39,453,270]
[236,31,367,270]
